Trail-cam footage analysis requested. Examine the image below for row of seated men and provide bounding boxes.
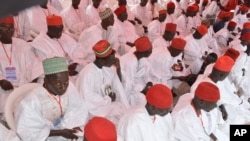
[0,0,250,140]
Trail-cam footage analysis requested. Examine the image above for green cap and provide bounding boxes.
[43,57,68,75]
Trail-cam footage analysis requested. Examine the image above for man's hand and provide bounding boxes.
[108,92,116,102]
[126,42,134,47]
[210,133,218,141]
[61,129,78,139]
[134,18,142,25]
[0,79,14,90]
[141,82,153,95]
[219,105,228,121]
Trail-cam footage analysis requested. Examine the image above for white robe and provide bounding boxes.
[0,123,20,141]
[30,32,87,65]
[176,15,196,37]
[60,5,87,40]
[14,10,32,41]
[118,107,175,141]
[85,4,101,28]
[0,38,43,87]
[147,20,165,42]
[120,52,150,106]
[76,63,129,124]
[152,36,171,49]
[131,4,152,27]
[27,5,60,36]
[172,93,228,141]
[14,82,88,141]
[184,35,209,74]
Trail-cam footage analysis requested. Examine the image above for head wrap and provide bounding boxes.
[159,9,167,15]
[99,8,113,20]
[0,16,14,24]
[167,1,175,8]
[241,32,250,41]
[240,5,249,12]
[171,38,186,50]
[43,57,68,75]
[134,36,152,52]
[195,82,220,102]
[228,21,237,28]
[146,84,173,109]
[197,25,208,36]
[114,5,126,16]
[214,56,235,72]
[223,48,240,61]
[165,23,177,32]
[243,22,250,29]
[84,117,117,141]
[46,15,63,26]
[93,40,113,58]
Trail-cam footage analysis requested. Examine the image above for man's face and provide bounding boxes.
[72,0,81,7]
[93,0,102,8]
[167,8,175,14]
[0,23,14,39]
[200,100,217,112]
[163,31,175,41]
[140,0,148,7]
[153,107,171,116]
[44,71,69,96]
[159,14,166,22]
[100,50,116,67]
[47,25,63,39]
[118,11,128,22]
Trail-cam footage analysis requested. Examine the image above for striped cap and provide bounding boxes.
[93,40,113,58]
[99,8,113,20]
[43,57,68,75]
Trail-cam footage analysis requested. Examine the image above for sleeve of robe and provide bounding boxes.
[0,123,20,141]
[15,93,51,141]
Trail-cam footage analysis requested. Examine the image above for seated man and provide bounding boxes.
[76,40,129,125]
[118,84,175,141]
[15,57,89,141]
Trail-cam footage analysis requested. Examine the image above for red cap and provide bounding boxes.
[93,40,113,58]
[165,23,177,32]
[167,1,175,8]
[243,22,250,29]
[171,38,186,50]
[114,5,126,16]
[197,25,208,36]
[134,36,152,52]
[84,117,117,141]
[195,82,220,102]
[223,48,240,61]
[0,16,14,24]
[240,5,249,12]
[241,32,250,40]
[46,15,63,26]
[159,9,167,15]
[187,5,197,12]
[214,56,235,72]
[228,21,237,28]
[217,11,234,20]
[146,84,173,109]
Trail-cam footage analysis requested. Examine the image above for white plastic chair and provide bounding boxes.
[4,83,40,131]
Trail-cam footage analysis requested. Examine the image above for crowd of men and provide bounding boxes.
[0,0,250,140]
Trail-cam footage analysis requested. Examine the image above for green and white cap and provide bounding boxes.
[43,57,68,75]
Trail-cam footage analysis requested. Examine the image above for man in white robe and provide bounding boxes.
[30,15,87,77]
[152,23,177,49]
[233,5,249,30]
[60,0,88,40]
[149,37,186,89]
[172,82,228,141]
[148,9,167,42]
[184,24,209,74]
[118,84,175,141]
[120,36,153,106]
[76,40,129,125]
[26,0,60,38]
[176,5,198,37]
[113,5,139,55]
[15,57,89,141]
[165,1,176,23]
[146,0,163,20]
[0,16,43,88]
